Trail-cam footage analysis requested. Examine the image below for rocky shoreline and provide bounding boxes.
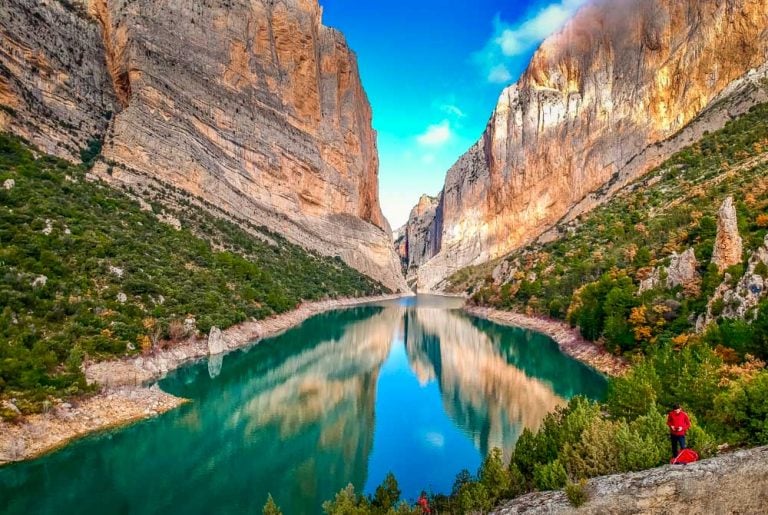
[464,307,628,377]
[0,293,408,465]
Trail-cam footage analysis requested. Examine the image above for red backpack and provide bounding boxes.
[670,448,699,464]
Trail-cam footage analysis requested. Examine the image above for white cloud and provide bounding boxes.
[421,153,436,165]
[476,0,588,83]
[488,64,513,84]
[416,120,452,146]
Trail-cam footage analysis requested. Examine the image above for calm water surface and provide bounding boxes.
[1,295,606,514]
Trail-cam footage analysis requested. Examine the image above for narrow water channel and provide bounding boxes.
[0,295,606,514]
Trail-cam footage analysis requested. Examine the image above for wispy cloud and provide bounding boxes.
[416,120,452,146]
[487,64,513,84]
[439,103,466,119]
[476,0,588,84]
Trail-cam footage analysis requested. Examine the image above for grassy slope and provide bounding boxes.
[0,134,388,416]
[449,102,768,357]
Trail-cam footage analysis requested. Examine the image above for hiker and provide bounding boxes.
[417,491,431,514]
[667,403,691,458]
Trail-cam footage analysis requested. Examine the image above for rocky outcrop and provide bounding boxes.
[493,446,768,514]
[0,0,119,160]
[639,248,700,294]
[712,196,744,272]
[407,0,768,291]
[0,0,407,291]
[700,234,768,329]
[207,326,226,355]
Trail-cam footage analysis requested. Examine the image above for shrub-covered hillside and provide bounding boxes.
[450,102,768,360]
[0,134,387,417]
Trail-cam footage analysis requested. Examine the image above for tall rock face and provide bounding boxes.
[0,0,119,160]
[395,194,442,289]
[409,0,768,291]
[0,0,407,292]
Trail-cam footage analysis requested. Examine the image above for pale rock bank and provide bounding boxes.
[493,446,768,514]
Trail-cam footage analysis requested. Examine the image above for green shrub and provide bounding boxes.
[479,447,510,503]
[712,370,768,445]
[372,472,401,511]
[686,424,717,458]
[564,480,589,508]
[532,460,567,491]
[322,484,368,515]
[456,481,491,514]
[606,362,661,420]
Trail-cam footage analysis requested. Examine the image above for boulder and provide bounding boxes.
[639,248,699,294]
[207,326,226,355]
[183,317,197,335]
[42,219,53,236]
[666,249,699,291]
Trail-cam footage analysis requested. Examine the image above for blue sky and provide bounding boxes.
[319,0,587,228]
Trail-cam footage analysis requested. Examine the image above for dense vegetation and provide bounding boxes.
[0,134,387,418]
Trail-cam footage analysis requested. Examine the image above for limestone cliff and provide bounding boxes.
[407,0,768,291]
[0,0,118,160]
[394,194,441,289]
[0,0,407,291]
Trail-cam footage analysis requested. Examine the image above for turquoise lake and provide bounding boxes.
[0,295,606,514]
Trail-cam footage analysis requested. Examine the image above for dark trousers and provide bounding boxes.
[671,434,686,457]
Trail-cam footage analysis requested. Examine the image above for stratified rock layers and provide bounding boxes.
[0,0,118,160]
[0,0,407,291]
[410,0,768,290]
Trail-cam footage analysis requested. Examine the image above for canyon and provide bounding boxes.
[400,0,768,291]
[0,0,407,291]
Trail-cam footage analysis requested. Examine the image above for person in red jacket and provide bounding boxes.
[667,403,691,457]
[417,491,431,514]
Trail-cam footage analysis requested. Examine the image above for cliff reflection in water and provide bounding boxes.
[404,307,565,457]
[165,305,401,512]
[0,297,605,515]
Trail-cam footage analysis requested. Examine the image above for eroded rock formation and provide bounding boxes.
[405,0,768,291]
[0,0,407,291]
[700,234,768,329]
[712,196,744,273]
